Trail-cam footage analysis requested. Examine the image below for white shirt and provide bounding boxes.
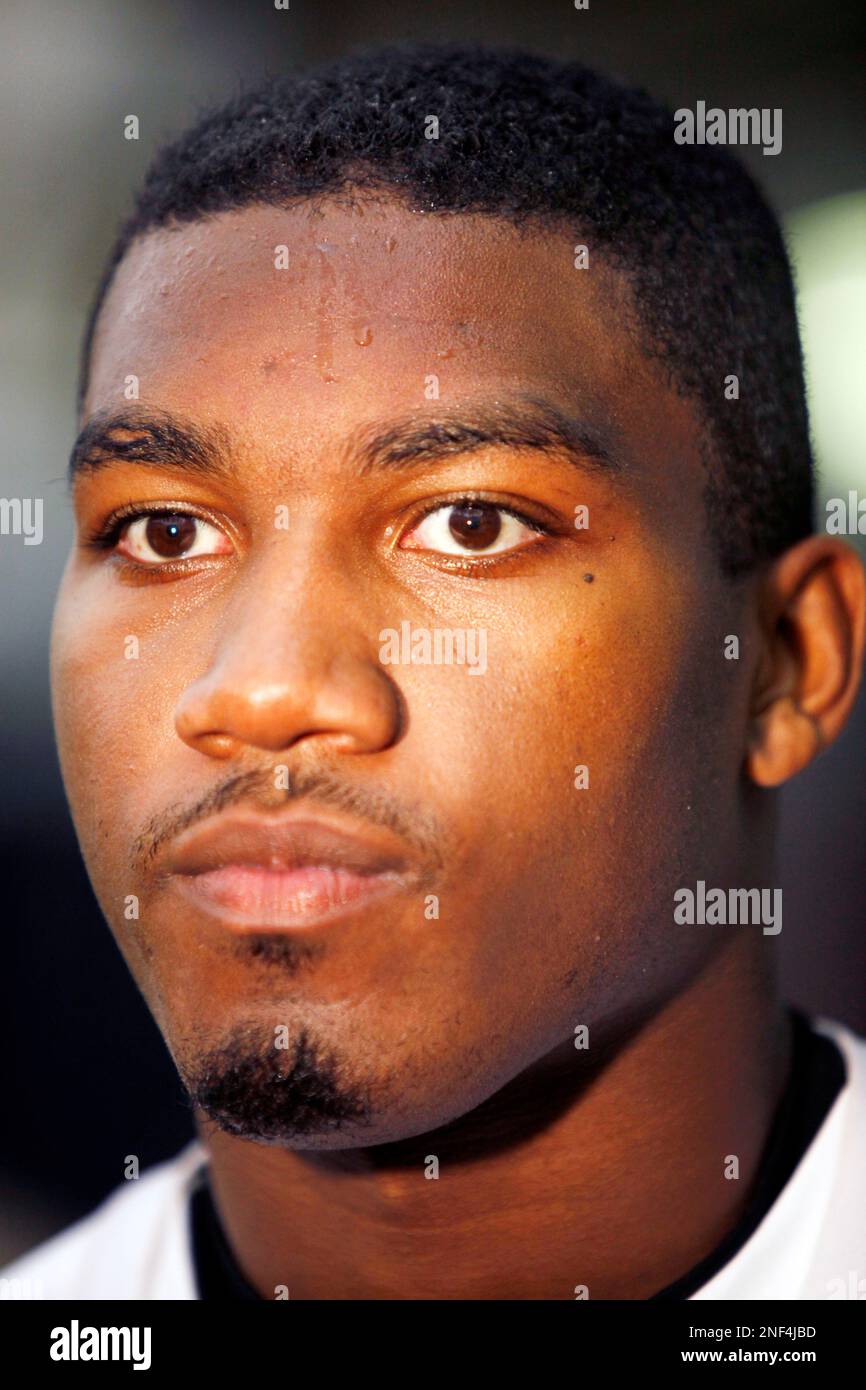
[2,1015,864,1301]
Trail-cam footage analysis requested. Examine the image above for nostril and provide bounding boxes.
[191,731,237,759]
[173,646,403,759]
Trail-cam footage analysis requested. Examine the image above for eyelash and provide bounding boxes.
[85,503,218,553]
[84,496,555,566]
[409,494,552,539]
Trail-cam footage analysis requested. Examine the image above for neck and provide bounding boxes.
[198,935,791,1300]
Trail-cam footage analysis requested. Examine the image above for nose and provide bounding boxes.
[174,560,402,760]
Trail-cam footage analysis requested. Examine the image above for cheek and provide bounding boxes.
[51,591,175,1004]
[51,582,158,871]
[415,568,717,912]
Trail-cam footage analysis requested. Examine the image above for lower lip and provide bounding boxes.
[172,863,405,929]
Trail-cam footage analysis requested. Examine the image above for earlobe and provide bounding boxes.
[747,696,822,787]
[745,537,866,788]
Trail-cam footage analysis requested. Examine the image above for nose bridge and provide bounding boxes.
[233,535,337,661]
[174,532,399,757]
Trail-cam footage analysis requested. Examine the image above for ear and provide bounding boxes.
[746,536,866,787]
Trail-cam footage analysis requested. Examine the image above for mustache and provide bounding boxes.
[130,764,447,878]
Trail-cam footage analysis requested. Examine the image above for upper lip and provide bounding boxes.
[159,810,412,880]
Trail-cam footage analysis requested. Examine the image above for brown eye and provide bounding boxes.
[116,511,233,566]
[447,503,502,550]
[401,500,544,558]
[145,514,198,558]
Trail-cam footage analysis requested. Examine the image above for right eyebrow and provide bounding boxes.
[68,409,234,490]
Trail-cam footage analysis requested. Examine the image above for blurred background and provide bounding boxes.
[1,0,864,1260]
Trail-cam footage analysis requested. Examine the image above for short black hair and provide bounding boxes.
[79,41,814,577]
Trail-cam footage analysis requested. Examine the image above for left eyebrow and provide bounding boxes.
[353,395,625,479]
[68,408,234,488]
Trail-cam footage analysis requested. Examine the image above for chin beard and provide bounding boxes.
[177,1021,374,1145]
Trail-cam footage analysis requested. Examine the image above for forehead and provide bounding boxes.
[86,200,701,479]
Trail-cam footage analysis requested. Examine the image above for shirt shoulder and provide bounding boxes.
[0,1140,207,1301]
[691,1015,866,1300]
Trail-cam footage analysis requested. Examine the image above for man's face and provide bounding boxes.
[51,200,752,1148]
